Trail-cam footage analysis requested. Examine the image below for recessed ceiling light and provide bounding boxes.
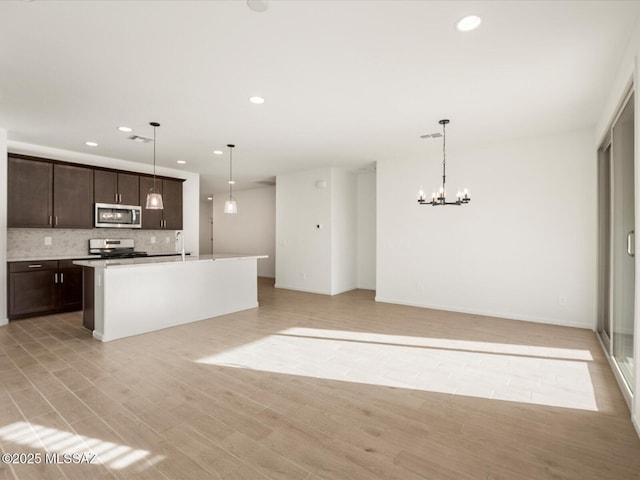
[207,197,213,200]
[85,141,98,147]
[177,160,187,165]
[213,150,223,155]
[228,180,236,185]
[118,126,132,132]
[249,96,265,104]
[456,15,482,32]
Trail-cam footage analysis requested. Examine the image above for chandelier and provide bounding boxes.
[417,119,470,206]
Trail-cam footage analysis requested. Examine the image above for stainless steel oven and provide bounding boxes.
[94,203,142,229]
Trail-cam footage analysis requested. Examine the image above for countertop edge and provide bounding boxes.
[74,254,268,268]
[8,253,188,262]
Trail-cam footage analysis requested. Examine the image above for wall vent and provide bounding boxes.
[254,178,276,186]
[128,135,153,143]
[420,132,442,139]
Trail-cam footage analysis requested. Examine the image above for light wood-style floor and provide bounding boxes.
[1,278,639,480]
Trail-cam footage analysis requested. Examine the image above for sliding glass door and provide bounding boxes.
[599,90,635,394]
[612,92,635,389]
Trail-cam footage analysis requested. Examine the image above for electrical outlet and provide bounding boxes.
[558,296,567,306]
[150,236,156,244]
[165,236,170,243]
[44,236,52,246]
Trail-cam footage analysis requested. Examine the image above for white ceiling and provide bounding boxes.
[0,0,638,195]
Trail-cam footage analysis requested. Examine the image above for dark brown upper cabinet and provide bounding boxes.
[139,176,183,230]
[8,156,53,228]
[8,154,183,230]
[162,178,183,230]
[8,155,93,228]
[53,163,94,228]
[94,170,140,205]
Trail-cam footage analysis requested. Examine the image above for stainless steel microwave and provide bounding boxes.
[94,203,142,229]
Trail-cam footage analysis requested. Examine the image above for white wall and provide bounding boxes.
[7,141,200,255]
[331,169,357,295]
[357,171,376,290]
[597,16,640,437]
[276,168,332,293]
[276,167,359,295]
[211,187,275,278]
[199,196,213,255]
[0,128,7,326]
[376,128,596,329]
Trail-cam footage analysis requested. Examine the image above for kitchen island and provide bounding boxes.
[74,254,267,342]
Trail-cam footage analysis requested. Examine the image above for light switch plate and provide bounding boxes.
[44,236,52,246]
[150,236,156,244]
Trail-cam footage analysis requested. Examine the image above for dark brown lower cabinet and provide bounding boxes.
[8,260,83,320]
[82,267,95,331]
[58,260,83,311]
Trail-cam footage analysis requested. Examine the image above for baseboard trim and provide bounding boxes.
[374,296,591,329]
[0,318,8,327]
[274,284,332,295]
[633,413,640,440]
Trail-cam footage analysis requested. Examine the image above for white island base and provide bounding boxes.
[75,254,267,342]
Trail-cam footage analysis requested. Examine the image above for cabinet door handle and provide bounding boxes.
[627,230,635,257]
[28,264,42,268]
[55,216,58,226]
[119,193,122,203]
[115,193,118,203]
[60,273,64,283]
[48,215,53,226]
[54,273,58,284]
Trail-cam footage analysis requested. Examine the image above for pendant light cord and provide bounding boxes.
[149,121,160,191]
[227,144,235,202]
[441,121,446,197]
[153,125,157,190]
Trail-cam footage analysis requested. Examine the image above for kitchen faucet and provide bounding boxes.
[176,231,185,261]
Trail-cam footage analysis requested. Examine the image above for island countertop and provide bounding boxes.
[79,253,268,342]
[74,253,267,269]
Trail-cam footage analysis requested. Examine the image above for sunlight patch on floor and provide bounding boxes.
[198,327,598,411]
[0,421,164,471]
[279,327,594,360]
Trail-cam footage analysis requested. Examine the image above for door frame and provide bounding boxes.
[597,82,635,409]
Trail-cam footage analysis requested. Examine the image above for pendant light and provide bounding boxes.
[417,119,470,206]
[145,122,164,210]
[224,144,237,214]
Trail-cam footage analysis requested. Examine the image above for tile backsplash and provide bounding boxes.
[8,228,180,260]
